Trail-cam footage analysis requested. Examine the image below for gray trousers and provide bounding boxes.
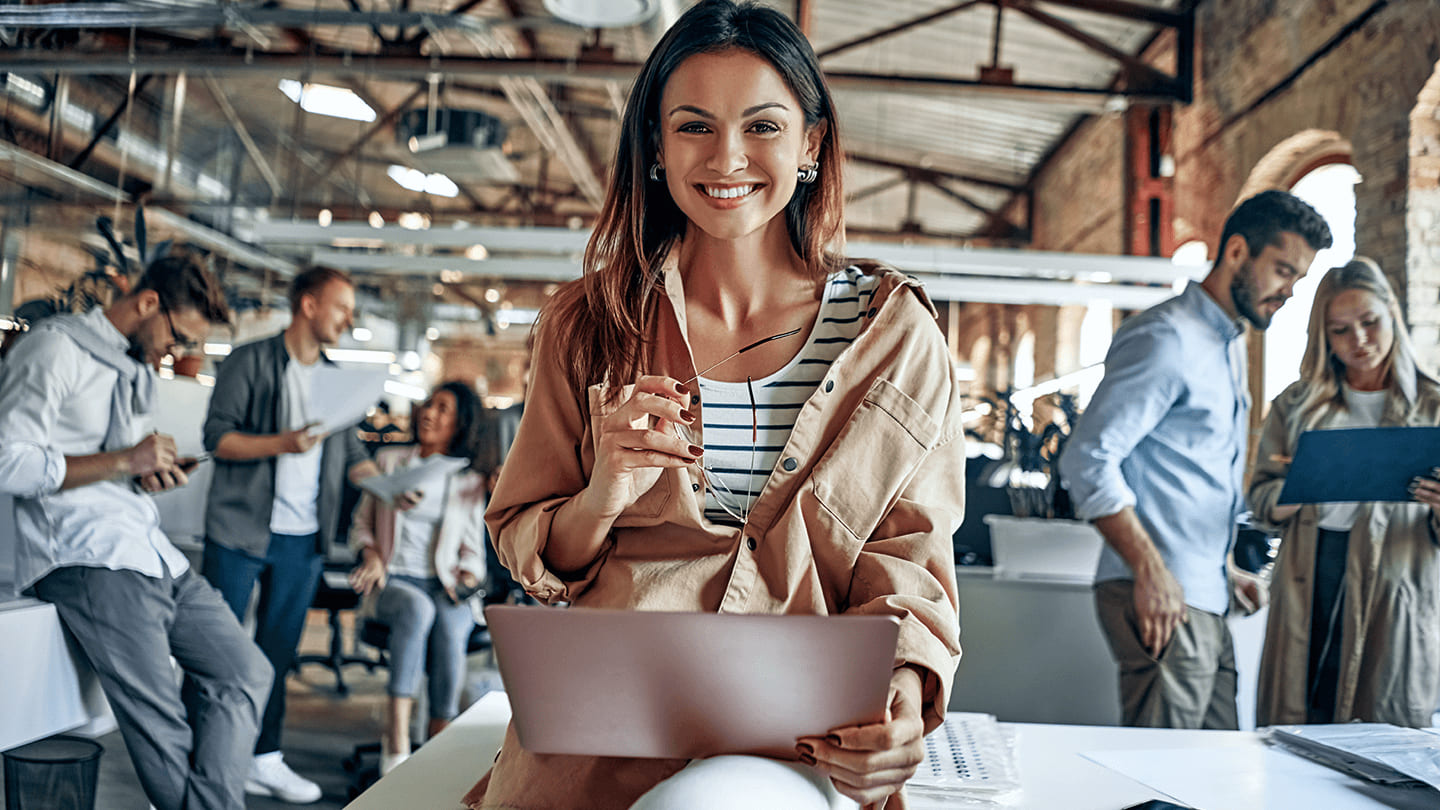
[1094,579,1239,730]
[34,565,273,810]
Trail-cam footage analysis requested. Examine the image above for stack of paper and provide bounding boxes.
[1267,724,1440,792]
[908,713,1021,809]
[357,455,470,502]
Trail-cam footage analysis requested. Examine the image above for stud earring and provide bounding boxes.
[797,163,819,184]
[648,164,664,182]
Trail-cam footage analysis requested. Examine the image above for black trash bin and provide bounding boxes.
[2,735,104,810]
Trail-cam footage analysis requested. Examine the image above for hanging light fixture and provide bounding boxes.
[542,0,661,28]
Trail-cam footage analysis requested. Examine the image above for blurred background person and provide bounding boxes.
[348,381,489,774]
[1249,257,1440,727]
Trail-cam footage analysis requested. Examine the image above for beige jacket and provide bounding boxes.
[349,444,488,611]
[1248,361,1440,727]
[466,259,965,810]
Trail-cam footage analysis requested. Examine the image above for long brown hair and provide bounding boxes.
[539,0,846,407]
[1293,257,1436,429]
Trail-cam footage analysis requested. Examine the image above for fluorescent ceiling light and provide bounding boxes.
[204,342,232,356]
[497,307,539,327]
[351,327,373,342]
[543,0,659,27]
[326,348,397,364]
[385,380,428,401]
[386,164,459,198]
[278,79,376,122]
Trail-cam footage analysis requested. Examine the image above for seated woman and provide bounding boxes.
[349,381,489,771]
[464,2,964,808]
[1249,257,1440,726]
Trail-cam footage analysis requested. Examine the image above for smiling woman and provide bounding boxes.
[467,2,966,810]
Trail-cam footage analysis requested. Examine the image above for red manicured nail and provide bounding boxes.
[688,445,703,457]
[798,752,816,766]
[679,409,694,422]
[826,734,842,747]
[673,382,686,395]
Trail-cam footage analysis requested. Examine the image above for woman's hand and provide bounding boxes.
[585,375,700,519]
[797,666,927,809]
[1410,468,1440,511]
[348,547,387,595]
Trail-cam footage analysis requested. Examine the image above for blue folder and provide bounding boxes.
[1276,426,1440,504]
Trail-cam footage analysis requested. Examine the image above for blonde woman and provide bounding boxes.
[1248,257,1440,726]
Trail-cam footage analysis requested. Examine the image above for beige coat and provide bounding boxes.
[465,259,965,810]
[349,444,489,613]
[1248,361,1440,727]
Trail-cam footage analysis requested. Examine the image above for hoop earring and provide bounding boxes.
[648,164,664,182]
[797,163,819,184]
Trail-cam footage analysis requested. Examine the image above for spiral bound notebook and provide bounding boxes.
[909,712,1021,808]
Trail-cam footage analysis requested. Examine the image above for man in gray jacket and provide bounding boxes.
[202,266,381,803]
[0,256,271,810]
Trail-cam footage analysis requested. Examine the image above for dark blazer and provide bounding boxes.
[203,332,368,557]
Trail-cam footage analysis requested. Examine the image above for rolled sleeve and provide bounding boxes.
[1059,320,1184,522]
[0,330,77,498]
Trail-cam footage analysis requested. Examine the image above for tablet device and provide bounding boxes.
[1276,426,1440,504]
[485,605,901,759]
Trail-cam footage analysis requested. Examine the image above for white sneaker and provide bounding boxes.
[245,751,323,804]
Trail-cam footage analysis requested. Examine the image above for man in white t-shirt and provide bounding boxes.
[202,267,382,803]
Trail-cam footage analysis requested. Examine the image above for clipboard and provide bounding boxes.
[486,606,899,760]
[1276,427,1440,504]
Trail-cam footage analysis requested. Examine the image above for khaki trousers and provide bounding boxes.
[1094,579,1239,729]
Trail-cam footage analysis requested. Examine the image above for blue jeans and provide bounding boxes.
[375,575,475,719]
[202,533,324,754]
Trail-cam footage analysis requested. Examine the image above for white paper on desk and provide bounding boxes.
[310,366,387,436]
[357,455,468,502]
[1082,745,1439,810]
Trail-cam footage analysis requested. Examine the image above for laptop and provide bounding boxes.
[485,605,901,759]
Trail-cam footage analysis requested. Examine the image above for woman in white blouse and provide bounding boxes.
[348,381,489,771]
[1249,257,1440,726]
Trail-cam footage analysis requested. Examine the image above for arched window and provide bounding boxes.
[1262,163,1360,403]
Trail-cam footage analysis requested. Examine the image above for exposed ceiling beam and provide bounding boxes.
[202,75,283,198]
[1006,0,1179,97]
[817,0,987,60]
[847,153,1023,194]
[1024,0,1186,27]
[0,6,570,32]
[845,175,908,204]
[317,84,428,180]
[0,53,1184,105]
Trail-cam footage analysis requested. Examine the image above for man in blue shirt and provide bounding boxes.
[1060,191,1332,728]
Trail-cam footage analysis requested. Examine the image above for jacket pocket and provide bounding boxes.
[811,378,938,541]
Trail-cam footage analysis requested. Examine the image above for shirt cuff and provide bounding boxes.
[1070,472,1136,522]
[0,441,67,498]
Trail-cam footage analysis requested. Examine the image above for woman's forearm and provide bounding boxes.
[540,485,621,576]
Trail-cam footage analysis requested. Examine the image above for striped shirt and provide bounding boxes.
[698,267,879,526]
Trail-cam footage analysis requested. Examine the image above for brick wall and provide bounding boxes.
[1028,0,1440,364]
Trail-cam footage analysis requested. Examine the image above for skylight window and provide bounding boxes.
[277,79,376,122]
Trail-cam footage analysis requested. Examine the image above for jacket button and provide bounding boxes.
[824,380,834,393]
[867,307,878,318]
[746,537,757,551]
[782,457,798,472]
[692,483,700,492]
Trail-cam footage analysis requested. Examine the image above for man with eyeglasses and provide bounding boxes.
[0,255,272,810]
[201,265,382,804]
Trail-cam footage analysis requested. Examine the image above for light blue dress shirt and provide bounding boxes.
[1059,282,1249,615]
[0,307,188,594]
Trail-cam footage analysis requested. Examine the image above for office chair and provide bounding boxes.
[294,563,384,696]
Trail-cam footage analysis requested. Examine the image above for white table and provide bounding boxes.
[0,597,115,752]
[344,692,1436,810]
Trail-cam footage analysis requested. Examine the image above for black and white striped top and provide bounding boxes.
[697,267,880,526]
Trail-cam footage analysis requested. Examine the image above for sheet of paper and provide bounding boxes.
[1277,426,1440,504]
[309,365,388,437]
[357,454,469,502]
[1082,744,1438,810]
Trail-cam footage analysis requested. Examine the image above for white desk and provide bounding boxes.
[0,597,115,752]
[344,692,1435,810]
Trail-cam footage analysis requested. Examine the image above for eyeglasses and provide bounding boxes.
[673,327,803,526]
[159,303,200,355]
